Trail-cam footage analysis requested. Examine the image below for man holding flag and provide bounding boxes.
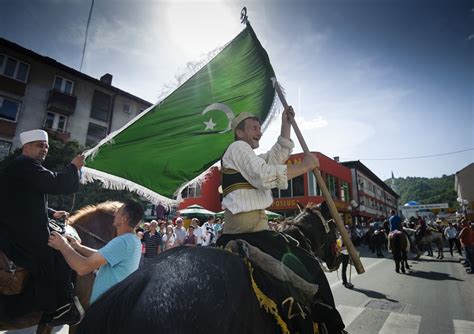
[220,106,317,232]
[217,106,346,333]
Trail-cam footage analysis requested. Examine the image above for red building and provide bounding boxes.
[178,152,354,224]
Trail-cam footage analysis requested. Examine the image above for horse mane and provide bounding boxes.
[68,201,123,225]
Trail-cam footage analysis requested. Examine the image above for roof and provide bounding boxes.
[0,37,152,106]
[341,160,400,198]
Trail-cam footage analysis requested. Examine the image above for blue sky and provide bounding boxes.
[1,0,472,180]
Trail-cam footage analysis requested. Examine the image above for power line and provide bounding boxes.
[342,148,474,161]
[80,0,95,71]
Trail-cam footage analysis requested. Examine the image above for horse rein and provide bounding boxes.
[68,220,109,245]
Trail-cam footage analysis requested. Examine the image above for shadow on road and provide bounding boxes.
[411,258,461,264]
[406,270,463,281]
[350,287,398,303]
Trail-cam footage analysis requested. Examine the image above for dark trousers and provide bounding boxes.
[448,238,462,256]
[34,247,73,312]
[341,253,350,284]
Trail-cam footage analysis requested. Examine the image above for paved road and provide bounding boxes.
[2,245,473,333]
[326,245,474,334]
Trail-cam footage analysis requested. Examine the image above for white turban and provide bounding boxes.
[20,129,49,146]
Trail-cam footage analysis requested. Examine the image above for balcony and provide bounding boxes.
[0,119,16,137]
[47,89,77,116]
[44,128,71,142]
[0,75,26,96]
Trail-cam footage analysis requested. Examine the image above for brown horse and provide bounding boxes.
[388,231,409,274]
[0,201,120,334]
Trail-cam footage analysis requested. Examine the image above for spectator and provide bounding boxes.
[142,220,162,266]
[338,227,354,289]
[458,220,474,274]
[183,225,197,246]
[158,221,166,252]
[444,222,463,257]
[191,218,203,246]
[48,200,143,305]
[162,224,176,250]
[174,218,187,246]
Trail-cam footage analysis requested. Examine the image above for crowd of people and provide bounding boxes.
[135,216,224,265]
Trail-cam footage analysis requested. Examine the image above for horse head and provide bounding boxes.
[292,201,341,271]
[67,201,121,249]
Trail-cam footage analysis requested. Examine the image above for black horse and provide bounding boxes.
[76,204,345,334]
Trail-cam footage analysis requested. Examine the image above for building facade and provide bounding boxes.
[455,163,474,220]
[0,37,152,158]
[341,161,399,225]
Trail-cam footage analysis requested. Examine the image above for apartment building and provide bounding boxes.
[341,160,399,224]
[0,37,152,158]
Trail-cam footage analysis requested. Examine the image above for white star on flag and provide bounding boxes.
[204,118,216,130]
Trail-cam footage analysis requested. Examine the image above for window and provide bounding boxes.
[53,76,74,94]
[273,175,305,198]
[340,182,350,202]
[0,54,30,82]
[0,96,21,122]
[292,175,305,197]
[90,90,112,121]
[0,140,12,160]
[180,182,202,198]
[328,175,336,198]
[308,171,321,196]
[44,112,67,131]
[86,123,107,146]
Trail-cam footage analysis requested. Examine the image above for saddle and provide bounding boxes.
[221,234,322,334]
[0,251,29,295]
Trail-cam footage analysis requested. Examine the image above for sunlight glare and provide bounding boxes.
[164,1,241,58]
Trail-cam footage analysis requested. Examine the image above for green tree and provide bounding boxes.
[385,175,458,208]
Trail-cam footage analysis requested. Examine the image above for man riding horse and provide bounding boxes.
[216,106,346,333]
[0,129,85,326]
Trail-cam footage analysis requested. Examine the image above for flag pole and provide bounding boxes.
[274,80,365,274]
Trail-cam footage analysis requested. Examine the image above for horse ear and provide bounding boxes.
[296,201,304,213]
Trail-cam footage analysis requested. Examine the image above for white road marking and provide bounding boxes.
[378,312,421,334]
[336,304,365,328]
[453,319,474,334]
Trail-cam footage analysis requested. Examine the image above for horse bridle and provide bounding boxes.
[68,219,109,245]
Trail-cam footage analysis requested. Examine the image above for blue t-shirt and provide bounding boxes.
[389,214,402,232]
[90,233,141,303]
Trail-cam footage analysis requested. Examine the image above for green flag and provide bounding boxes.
[83,23,277,203]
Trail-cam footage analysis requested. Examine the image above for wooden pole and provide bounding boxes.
[274,79,365,274]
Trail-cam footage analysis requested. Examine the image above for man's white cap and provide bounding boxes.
[20,129,48,146]
[231,112,259,132]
